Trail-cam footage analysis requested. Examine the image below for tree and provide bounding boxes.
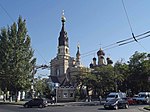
[72,67,95,100]
[0,16,36,101]
[92,65,116,97]
[82,72,97,100]
[127,51,150,94]
[114,60,129,93]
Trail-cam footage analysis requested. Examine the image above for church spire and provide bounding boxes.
[76,43,80,59]
[58,10,68,47]
[76,43,81,67]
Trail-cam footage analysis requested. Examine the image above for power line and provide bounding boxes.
[33,47,49,64]
[81,48,98,56]
[121,0,134,35]
[105,32,150,49]
[121,0,148,52]
[0,2,51,67]
[81,31,150,58]
[0,3,14,22]
[0,3,49,64]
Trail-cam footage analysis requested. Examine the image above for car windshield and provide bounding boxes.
[139,94,146,97]
[108,99,118,103]
[108,95,117,98]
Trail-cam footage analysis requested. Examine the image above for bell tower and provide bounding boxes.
[57,10,70,58]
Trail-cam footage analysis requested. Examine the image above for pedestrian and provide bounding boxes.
[3,94,6,102]
[52,96,55,104]
[99,95,102,105]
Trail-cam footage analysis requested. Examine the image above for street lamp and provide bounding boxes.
[55,83,59,104]
[31,82,35,98]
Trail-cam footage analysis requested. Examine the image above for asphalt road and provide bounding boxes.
[0,104,148,112]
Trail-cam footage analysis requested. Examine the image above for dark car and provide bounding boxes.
[23,98,48,108]
[104,98,129,110]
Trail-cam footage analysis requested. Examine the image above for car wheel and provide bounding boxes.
[114,105,118,110]
[39,104,43,108]
[125,104,129,109]
[24,104,28,108]
[146,100,149,104]
[104,107,107,109]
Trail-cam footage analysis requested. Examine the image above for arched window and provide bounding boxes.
[55,68,60,76]
[66,48,68,54]
[58,49,60,53]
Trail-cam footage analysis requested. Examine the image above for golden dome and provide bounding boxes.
[97,48,105,56]
[61,10,66,22]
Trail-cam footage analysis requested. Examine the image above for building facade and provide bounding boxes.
[48,12,113,101]
[49,11,86,101]
[90,48,113,68]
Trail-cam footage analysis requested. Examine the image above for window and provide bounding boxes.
[70,93,73,97]
[58,49,60,53]
[63,93,68,98]
[66,49,68,54]
[56,69,60,76]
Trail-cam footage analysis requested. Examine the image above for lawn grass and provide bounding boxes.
[144,106,150,110]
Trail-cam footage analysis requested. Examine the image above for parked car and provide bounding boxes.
[43,98,54,105]
[126,97,137,105]
[135,92,150,104]
[106,92,126,102]
[132,95,138,100]
[23,98,48,108]
[104,98,129,110]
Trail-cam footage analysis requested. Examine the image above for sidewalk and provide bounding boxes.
[138,107,150,112]
[0,100,25,105]
[0,100,104,106]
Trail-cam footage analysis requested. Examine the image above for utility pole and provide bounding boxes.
[31,64,49,98]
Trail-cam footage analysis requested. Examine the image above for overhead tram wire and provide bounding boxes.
[122,0,134,35]
[121,0,148,52]
[116,31,150,44]
[103,31,150,50]
[81,48,98,56]
[104,33,150,51]
[33,46,49,64]
[81,0,150,58]
[0,3,14,22]
[102,30,150,49]
[80,31,150,58]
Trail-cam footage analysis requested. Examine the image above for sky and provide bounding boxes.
[1,0,150,78]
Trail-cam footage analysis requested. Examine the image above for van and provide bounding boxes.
[106,92,126,102]
[135,92,150,104]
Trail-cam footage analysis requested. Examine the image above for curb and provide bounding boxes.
[0,101,65,107]
[0,101,24,105]
[0,101,102,107]
[143,107,150,111]
[138,107,150,112]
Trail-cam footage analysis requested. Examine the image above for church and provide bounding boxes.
[48,11,113,102]
[49,11,89,102]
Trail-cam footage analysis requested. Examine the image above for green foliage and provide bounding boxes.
[0,16,35,93]
[114,60,129,92]
[33,78,51,98]
[74,51,150,97]
[127,51,150,94]
[93,65,116,94]
[34,78,43,92]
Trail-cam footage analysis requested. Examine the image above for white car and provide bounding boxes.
[135,92,150,104]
